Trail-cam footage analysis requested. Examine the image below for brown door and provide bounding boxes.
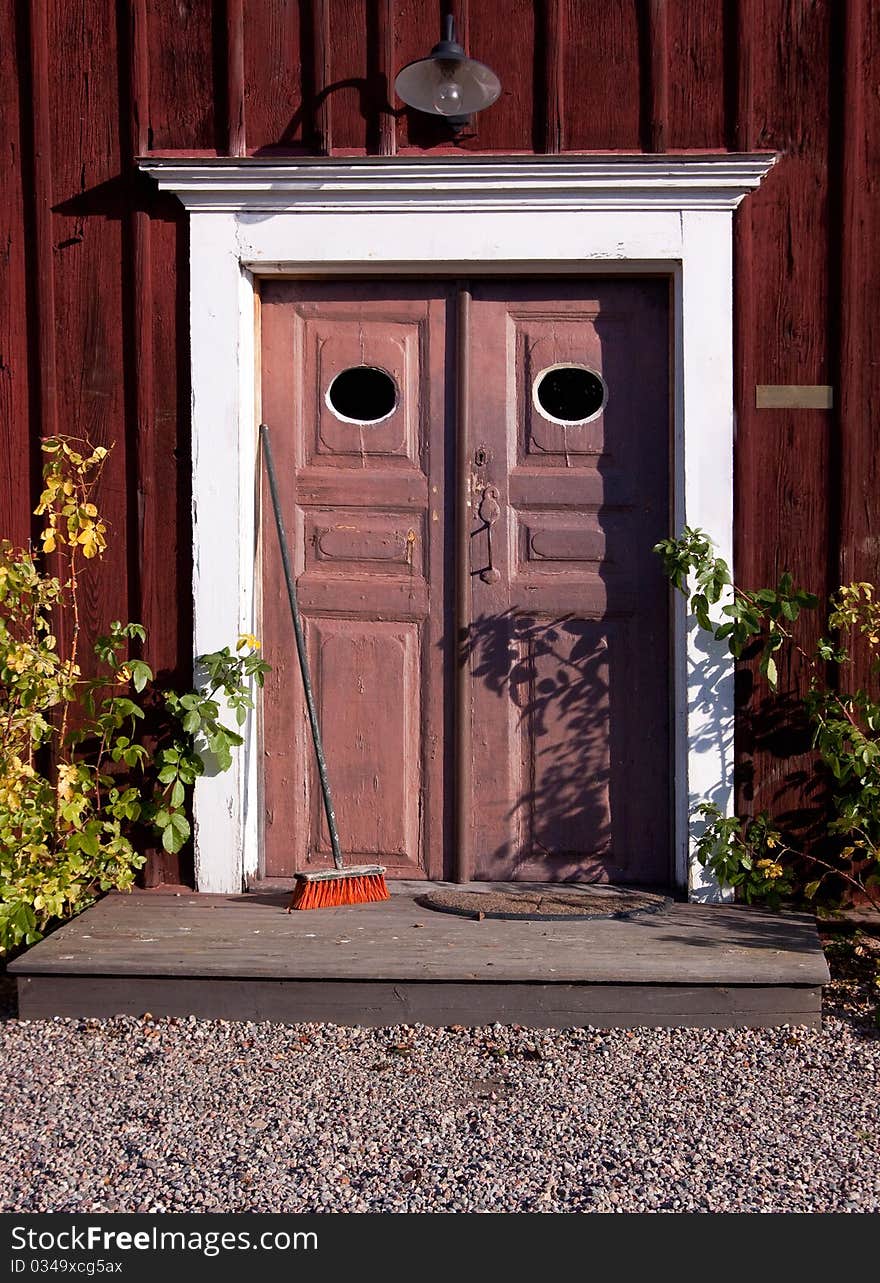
[260,280,452,879]
[465,280,670,884]
[260,277,670,885]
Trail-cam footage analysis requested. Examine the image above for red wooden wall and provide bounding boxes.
[1,0,878,884]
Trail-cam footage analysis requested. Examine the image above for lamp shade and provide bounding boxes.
[395,54,501,118]
[394,18,501,121]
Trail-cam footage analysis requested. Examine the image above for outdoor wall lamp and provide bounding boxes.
[394,14,501,132]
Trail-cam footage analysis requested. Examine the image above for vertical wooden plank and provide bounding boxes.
[147,0,216,151]
[731,0,755,514]
[26,0,58,443]
[467,0,535,152]
[563,0,641,150]
[124,0,190,885]
[47,0,129,657]
[144,206,191,681]
[226,0,246,156]
[331,0,408,154]
[313,0,332,152]
[837,0,879,687]
[644,0,669,152]
[363,0,397,154]
[128,0,155,648]
[244,1,305,153]
[130,0,150,155]
[452,0,470,43]
[327,0,407,155]
[837,0,869,579]
[539,0,566,153]
[731,1,834,834]
[126,14,156,654]
[376,0,396,155]
[667,0,725,149]
[0,0,34,547]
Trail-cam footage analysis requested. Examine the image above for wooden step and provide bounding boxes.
[9,886,829,1029]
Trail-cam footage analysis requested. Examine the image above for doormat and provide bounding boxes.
[416,885,671,922]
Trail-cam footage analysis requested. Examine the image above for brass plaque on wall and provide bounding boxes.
[755,385,834,409]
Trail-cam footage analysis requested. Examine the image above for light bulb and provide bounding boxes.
[433,78,464,115]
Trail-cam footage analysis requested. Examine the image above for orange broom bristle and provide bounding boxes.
[288,871,390,911]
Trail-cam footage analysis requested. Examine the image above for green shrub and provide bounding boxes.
[655,527,880,913]
[0,438,268,954]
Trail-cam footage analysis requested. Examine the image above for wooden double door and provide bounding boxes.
[260,278,671,885]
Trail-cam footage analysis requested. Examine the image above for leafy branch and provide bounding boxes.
[0,438,269,953]
[654,526,817,689]
[656,527,880,913]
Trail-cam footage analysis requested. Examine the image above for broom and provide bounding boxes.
[260,423,390,910]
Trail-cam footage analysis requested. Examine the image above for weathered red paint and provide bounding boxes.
[0,1,875,885]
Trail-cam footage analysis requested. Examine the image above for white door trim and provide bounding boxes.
[142,155,776,897]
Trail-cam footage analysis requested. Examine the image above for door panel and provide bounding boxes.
[466,280,671,884]
[310,619,421,861]
[260,281,452,879]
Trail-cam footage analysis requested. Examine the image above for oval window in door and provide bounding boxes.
[326,366,398,424]
[533,363,607,425]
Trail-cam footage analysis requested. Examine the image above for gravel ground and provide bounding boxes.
[0,964,878,1214]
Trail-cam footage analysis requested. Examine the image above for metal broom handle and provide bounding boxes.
[260,423,344,870]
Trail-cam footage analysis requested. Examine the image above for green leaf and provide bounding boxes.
[127,660,152,693]
[161,811,191,853]
[803,879,822,899]
[161,824,181,853]
[79,832,99,857]
[170,779,185,809]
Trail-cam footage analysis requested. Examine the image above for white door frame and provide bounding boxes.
[141,155,776,897]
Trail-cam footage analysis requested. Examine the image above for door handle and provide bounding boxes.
[478,485,502,584]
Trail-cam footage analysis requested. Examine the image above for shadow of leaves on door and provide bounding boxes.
[459,609,620,881]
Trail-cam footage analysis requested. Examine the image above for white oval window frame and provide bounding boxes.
[531,362,608,426]
[325,365,399,426]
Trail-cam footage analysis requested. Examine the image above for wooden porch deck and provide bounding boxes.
[9,884,830,1029]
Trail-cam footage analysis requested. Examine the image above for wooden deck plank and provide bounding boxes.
[14,976,824,1029]
[9,886,830,987]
